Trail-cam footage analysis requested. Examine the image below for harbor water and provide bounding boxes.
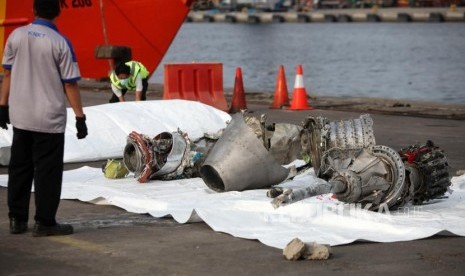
[150,22,465,104]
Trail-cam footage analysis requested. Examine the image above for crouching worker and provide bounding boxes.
[109,60,149,103]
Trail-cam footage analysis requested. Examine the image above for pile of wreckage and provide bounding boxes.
[109,112,451,212]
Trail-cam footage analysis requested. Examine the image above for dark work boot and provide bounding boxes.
[32,222,74,237]
[10,218,28,234]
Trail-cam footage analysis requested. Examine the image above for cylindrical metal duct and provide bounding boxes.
[123,132,155,183]
[123,131,189,183]
[200,113,290,192]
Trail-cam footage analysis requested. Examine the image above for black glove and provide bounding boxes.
[76,115,88,139]
[0,105,10,130]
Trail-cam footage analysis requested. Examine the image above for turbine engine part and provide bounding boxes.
[301,114,376,177]
[272,145,407,211]
[124,131,156,183]
[399,140,451,205]
[322,145,406,210]
[123,131,188,183]
[200,113,290,192]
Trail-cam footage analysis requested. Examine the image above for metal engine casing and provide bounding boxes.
[399,141,452,206]
[301,114,376,177]
[123,131,188,183]
[320,145,406,210]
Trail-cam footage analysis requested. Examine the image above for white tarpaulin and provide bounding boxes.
[1,168,464,249]
[1,100,464,249]
[0,100,231,165]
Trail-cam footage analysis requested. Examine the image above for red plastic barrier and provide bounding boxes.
[163,63,228,112]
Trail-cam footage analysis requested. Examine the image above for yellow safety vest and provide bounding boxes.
[109,61,149,90]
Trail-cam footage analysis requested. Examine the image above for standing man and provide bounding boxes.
[109,60,149,103]
[0,0,88,236]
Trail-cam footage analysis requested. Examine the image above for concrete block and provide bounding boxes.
[235,13,249,23]
[213,13,226,22]
[283,13,299,23]
[283,238,333,261]
[258,13,274,23]
[352,13,367,22]
[189,12,204,23]
[304,242,332,260]
[380,12,398,22]
[412,12,430,22]
[310,13,325,22]
[445,11,464,21]
[283,238,306,261]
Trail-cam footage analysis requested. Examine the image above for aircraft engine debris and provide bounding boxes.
[398,140,452,206]
[123,131,198,183]
[270,115,451,211]
[300,114,376,176]
[120,111,451,211]
[200,113,290,192]
[244,114,303,165]
[271,145,407,210]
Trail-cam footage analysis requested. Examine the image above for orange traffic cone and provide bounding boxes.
[229,67,247,113]
[270,65,290,109]
[290,64,313,110]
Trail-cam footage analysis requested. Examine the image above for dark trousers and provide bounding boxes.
[8,127,65,226]
[109,78,149,103]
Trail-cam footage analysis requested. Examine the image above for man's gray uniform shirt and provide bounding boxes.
[2,19,81,133]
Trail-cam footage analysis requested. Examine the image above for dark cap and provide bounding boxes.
[34,0,61,20]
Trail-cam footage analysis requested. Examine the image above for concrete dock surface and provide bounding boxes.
[1,84,465,275]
